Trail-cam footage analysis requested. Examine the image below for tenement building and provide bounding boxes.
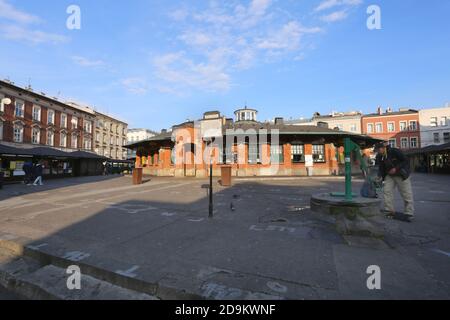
[0,79,95,152]
[126,107,377,178]
[93,111,128,160]
[419,104,450,147]
[127,128,158,159]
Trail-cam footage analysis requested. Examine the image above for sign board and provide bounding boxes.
[305,155,314,167]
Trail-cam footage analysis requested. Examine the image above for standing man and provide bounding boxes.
[375,142,414,222]
[33,161,44,186]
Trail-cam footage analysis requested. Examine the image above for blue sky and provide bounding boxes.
[0,0,449,131]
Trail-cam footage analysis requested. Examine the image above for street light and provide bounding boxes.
[204,137,214,218]
[1,98,11,112]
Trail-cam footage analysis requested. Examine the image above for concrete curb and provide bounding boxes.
[0,236,203,300]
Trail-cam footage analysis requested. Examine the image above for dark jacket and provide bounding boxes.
[34,164,43,177]
[376,147,411,180]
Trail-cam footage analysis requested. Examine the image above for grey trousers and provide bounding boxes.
[383,175,414,216]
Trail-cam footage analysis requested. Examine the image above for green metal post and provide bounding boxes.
[344,138,353,201]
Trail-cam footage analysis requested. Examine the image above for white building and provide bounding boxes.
[419,104,450,147]
[127,128,158,159]
[286,111,362,134]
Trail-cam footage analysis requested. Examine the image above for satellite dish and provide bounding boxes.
[1,98,11,105]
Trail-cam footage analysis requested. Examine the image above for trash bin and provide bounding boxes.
[220,165,232,187]
[132,167,143,185]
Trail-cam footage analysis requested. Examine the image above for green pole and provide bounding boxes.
[344,138,352,201]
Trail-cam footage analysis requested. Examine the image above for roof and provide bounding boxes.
[363,109,419,118]
[0,144,106,159]
[406,142,450,155]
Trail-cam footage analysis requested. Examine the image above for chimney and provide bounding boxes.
[274,117,284,125]
[377,106,383,115]
[387,107,393,113]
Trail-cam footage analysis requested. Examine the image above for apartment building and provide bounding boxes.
[362,107,421,150]
[0,80,95,152]
[288,111,362,133]
[127,128,158,159]
[94,111,128,160]
[419,105,450,147]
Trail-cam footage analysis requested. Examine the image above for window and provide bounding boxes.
[387,122,395,132]
[71,117,78,129]
[13,124,23,142]
[32,127,40,144]
[400,121,407,131]
[0,94,6,112]
[444,132,450,143]
[312,144,326,163]
[110,123,114,132]
[0,121,3,140]
[84,139,92,150]
[110,137,114,145]
[388,139,397,148]
[15,101,24,117]
[248,143,260,164]
[430,117,438,127]
[32,105,41,121]
[71,134,78,149]
[375,123,383,133]
[47,109,55,125]
[116,137,119,146]
[367,123,374,134]
[291,144,305,163]
[410,137,418,148]
[60,132,67,147]
[441,117,448,126]
[96,133,100,142]
[270,145,284,164]
[350,124,357,132]
[84,120,92,133]
[400,137,409,149]
[61,113,67,128]
[434,133,440,143]
[47,131,54,146]
[409,120,417,131]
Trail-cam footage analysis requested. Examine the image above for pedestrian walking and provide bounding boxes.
[33,162,44,186]
[375,142,414,222]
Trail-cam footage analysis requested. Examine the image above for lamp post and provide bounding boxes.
[1,98,11,111]
[204,138,214,218]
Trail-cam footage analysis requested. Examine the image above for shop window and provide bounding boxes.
[291,144,305,163]
[270,145,284,164]
[312,144,326,163]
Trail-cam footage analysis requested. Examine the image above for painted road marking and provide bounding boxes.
[188,218,205,222]
[266,281,288,294]
[250,225,296,233]
[63,251,91,262]
[28,243,48,250]
[116,265,139,278]
[431,249,450,258]
[161,212,177,217]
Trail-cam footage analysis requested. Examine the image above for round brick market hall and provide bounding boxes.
[126,108,379,178]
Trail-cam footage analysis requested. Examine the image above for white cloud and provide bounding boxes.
[0,24,68,44]
[257,21,321,52]
[0,0,67,45]
[71,56,104,67]
[320,10,349,22]
[121,77,150,95]
[314,0,362,12]
[169,8,189,21]
[153,52,231,92]
[0,0,41,24]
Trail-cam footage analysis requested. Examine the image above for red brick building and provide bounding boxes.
[361,107,421,150]
[0,79,95,152]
